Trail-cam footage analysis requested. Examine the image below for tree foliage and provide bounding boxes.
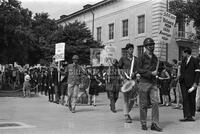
[169,0,188,24]
[169,0,200,27]
[0,0,101,65]
[0,0,39,65]
[50,21,101,65]
[169,0,200,39]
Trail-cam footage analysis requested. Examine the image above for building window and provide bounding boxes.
[109,23,114,40]
[178,19,185,38]
[97,27,101,42]
[138,46,144,57]
[122,19,128,37]
[138,15,145,34]
[121,48,127,57]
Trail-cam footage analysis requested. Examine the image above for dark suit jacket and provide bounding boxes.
[48,69,58,86]
[180,56,200,88]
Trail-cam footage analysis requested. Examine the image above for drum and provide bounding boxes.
[121,80,135,93]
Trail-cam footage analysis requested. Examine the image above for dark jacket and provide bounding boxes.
[137,52,158,83]
[48,68,58,86]
[180,56,200,88]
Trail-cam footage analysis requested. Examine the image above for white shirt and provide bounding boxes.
[186,55,192,65]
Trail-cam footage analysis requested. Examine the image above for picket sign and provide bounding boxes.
[55,43,65,82]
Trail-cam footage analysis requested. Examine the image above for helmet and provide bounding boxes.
[143,38,155,46]
[72,55,79,60]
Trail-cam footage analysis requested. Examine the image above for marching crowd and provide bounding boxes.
[1,37,200,132]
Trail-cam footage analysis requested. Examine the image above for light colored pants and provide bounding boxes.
[67,84,79,109]
[196,86,200,110]
[139,82,159,124]
[176,81,182,104]
[123,92,135,115]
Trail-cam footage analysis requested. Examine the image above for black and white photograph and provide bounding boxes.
[1,0,200,134]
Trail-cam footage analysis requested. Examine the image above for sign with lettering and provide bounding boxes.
[158,12,176,44]
[90,48,103,66]
[100,45,116,66]
[55,43,65,62]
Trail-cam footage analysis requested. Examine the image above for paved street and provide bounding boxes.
[0,92,200,134]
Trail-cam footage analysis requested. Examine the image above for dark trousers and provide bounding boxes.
[44,85,48,96]
[107,91,119,102]
[48,86,54,102]
[60,82,68,104]
[54,85,59,102]
[180,83,196,118]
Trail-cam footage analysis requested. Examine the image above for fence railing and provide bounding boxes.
[175,31,197,41]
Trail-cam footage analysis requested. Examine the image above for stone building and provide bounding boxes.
[56,0,199,63]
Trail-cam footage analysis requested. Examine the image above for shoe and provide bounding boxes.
[161,103,166,106]
[179,118,188,122]
[68,102,72,112]
[71,108,75,113]
[110,104,117,113]
[166,103,169,107]
[93,103,96,106]
[125,114,132,123]
[111,108,117,113]
[187,117,195,121]
[141,124,147,130]
[54,101,59,104]
[151,123,162,132]
[173,106,180,109]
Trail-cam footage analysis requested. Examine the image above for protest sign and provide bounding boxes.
[55,43,65,62]
[158,12,176,44]
[100,45,116,66]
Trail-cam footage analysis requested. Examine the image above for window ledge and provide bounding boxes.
[135,33,146,39]
[120,36,129,41]
[106,39,114,43]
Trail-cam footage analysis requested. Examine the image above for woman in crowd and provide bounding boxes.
[105,59,121,113]
[158,62,171,106]
[88,67,101,106]
[173,61,183,109]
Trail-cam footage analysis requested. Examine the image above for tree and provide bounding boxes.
[0,0,100,65]
[169,0,200,38]
[0,0,43,65]
[169,0,188,24]
[0,0,35,64]
[32,12,59,63]
[51,21,101,65]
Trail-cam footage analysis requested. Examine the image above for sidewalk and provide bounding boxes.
[0,92,200,134]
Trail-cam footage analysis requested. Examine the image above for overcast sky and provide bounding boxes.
[20,0,101,20]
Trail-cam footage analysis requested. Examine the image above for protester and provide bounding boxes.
[60,61,68,105]
[137,38,162,131]
[66,55,84,113]
[105,59,120,113]
[118,43,138,123]
[173,61,183,109]
[48,66,56,102]
[88,67,101,106]
[158,62,171,106]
